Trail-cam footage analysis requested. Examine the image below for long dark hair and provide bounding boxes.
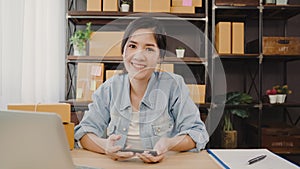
[121,16,167,59]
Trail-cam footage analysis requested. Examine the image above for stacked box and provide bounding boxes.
[171,0,201,14]
[172,0,202,7]
[187,84,206,104]
[76,63,105,101]
[215,0,259,6]
[7,103,75,150]
[87,0,102,11]
[232,22,244,54]
[103,0,118,11]
[105,70,123,80]
[156,64,174,73]
[133,0,170,12]
[215,22,231,54]
[262,127,300,154]
[89,31,124,57]
[263,37,300,55]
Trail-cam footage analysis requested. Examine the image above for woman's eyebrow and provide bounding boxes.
[128,40,157,47]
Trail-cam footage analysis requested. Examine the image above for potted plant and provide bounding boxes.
[273,85,292,103]
[175,46,185,58]
[70,22,92,56]
[266,88,277,104]
[120,0,130,12]
[222,92,253,148]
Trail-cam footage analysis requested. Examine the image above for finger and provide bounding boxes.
[106,145,122,154]
[136,153,152,163]
[143,152,164,163]
[108,134,121,141]
[115,151,134,158]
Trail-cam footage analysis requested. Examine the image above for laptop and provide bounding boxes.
[0,110,99,169]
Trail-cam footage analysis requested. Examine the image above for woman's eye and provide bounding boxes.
[128,44,136,48]
[146,48,155,52]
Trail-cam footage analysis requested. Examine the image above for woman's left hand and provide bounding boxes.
[136,137,171,163]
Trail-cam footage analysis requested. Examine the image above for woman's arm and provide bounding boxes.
[80,133,107,154]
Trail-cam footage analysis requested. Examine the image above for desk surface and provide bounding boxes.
[71,149,222,169]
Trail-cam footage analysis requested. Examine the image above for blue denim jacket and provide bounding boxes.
[74,72,209,151]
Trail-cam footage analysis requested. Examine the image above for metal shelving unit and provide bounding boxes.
[65,0,210,109]
[210,0,300,153]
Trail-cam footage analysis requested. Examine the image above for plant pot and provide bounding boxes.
[276,0,288,5]
[222,130,237,149]
[176,49,185,58]
[121,4,130,12]
[265,0,275,4]
[73,43,87,56]
[276,94,286,104]
[268,95,277,104]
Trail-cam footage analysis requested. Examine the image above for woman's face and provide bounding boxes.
[123,28,160,81]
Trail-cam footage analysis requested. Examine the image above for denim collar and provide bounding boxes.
[119,73,158,111]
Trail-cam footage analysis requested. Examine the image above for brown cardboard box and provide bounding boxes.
[262,127,300,154]
[105,70,123,80]
[170,6,195,14]
[133,0,170,12]
[232,22,244,54]
[215,22,231,54]
[215,0,259,6]
[87,0,102,11]
[89,31,124,57]
[76,63,105,101]
[7,103,71,123]
[187,84,206,104]
[263,37,300,55]
[156,64,174,73]
[64,123,75,150]
[172,0,202,7]
[103,0,118,11]
[7,103,74,150]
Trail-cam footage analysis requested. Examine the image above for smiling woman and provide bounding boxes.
[74,16,209,163]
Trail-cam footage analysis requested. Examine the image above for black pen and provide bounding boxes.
[248,155,267,165]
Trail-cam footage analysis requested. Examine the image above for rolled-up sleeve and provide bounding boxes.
[170,76,209,152]
[74,83,111,141]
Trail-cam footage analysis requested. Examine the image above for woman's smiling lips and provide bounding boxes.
[131,61,146,70]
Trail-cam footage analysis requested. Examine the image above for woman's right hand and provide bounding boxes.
[105,134,135,161]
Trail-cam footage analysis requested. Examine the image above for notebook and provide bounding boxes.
[0,110,100,169]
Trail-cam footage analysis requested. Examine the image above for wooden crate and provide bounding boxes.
[261,127,300,154]
[215,0,259,6]
[263,37,300,55]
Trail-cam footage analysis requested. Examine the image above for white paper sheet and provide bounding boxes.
[208,149,299,169]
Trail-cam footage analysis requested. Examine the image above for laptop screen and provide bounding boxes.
[0,110,75,169]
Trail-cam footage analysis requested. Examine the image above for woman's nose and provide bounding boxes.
[133,50,146,60]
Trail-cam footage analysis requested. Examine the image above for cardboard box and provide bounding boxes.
[215,0,259,6]
[133,0,170,12]
[262,127,300,154]
[232,22,244,54]
[64,123,75,150]
[187,84,206,104]
[105,70,123,80]
[89,31,124,57]
[170,6,195,14]
[172,0,202,7]
[263,37,300,55]
[7,103,71,123]
[87,0,102,11]
[156,64,174,73]
[103,0,118,11]
[215,22,231,54]
[76,63,104,101]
